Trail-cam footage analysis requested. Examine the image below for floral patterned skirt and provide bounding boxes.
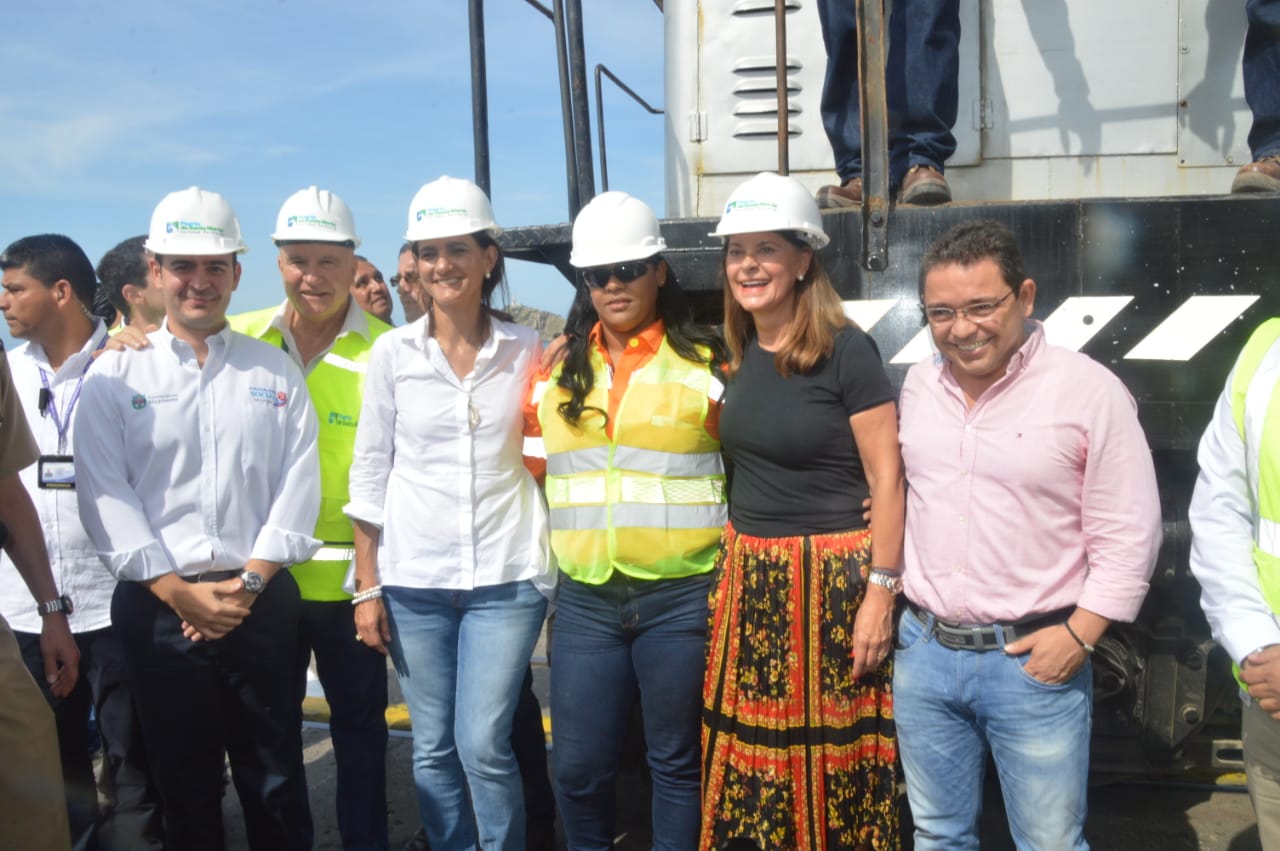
[700,522,899,851]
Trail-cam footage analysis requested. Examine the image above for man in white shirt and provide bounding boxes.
[74,187,322,851]
[0,233,161,850]
[1190,316,1280,847]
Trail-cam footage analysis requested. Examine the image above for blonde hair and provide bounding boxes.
[722,234,851,378]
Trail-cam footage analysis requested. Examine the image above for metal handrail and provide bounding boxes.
[594,64,663,192]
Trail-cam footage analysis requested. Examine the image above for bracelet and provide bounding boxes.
[351,586,383,606]
[1063,621,1095,654]
[870,566,902,577]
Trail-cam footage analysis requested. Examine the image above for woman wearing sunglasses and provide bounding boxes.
[700,172,904,850]
[346,176,553,851]
[522,191,727,849]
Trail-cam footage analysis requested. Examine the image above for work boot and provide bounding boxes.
[899,164,952,205]
[1231,155,1280,193]
[816,177,863,209]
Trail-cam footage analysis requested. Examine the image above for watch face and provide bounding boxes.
[241,571,265,593]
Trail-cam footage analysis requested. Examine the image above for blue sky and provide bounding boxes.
[0,0,667,332]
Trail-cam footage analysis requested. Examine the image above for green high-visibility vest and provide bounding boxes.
[230,303,392,600]
[535,337,727,584]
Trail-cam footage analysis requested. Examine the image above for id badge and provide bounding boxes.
[38,455,75,490]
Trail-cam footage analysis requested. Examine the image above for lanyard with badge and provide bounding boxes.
[37,334,108,489]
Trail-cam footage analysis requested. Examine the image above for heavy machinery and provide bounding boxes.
[478,0,1280,776]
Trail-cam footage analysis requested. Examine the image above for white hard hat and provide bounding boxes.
[569,191,666,268]
[144,187,248,256]
[271,186,361,248]
[404,176,502,242]
[711,172,829,250]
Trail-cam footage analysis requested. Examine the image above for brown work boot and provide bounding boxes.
[816,177,863,209]
[1231,155,1280,193]
[900,164,952,205]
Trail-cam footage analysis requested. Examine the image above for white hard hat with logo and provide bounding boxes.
[711,172,829,250]
[271,186,361,248]
[144,187,249,256]
[569,191,667,268]
[404,176,502,242]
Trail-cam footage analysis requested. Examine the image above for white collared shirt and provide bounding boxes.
[345,315,553,592]
[0,321,116,633]
[265,296,372,374]
[74,322,322,581]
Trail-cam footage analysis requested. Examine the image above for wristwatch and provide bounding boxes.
[867,571,903,595]
[37,594,74,616]
[239,570,266,594]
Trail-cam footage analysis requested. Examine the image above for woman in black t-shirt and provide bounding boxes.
[699,172,905,851]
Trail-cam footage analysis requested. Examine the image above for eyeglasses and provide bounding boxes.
[581,260,651,289]
[920,289,1016,325]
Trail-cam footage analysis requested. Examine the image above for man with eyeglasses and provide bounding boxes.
[394,243,427,324]
[891,219,1161,849]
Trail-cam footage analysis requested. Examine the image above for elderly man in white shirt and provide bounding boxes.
[73,187,321,851]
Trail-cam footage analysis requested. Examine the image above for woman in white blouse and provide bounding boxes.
[345,176,552,851]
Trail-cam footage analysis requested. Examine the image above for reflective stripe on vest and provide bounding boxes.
[229,304,392,600]
[538,337,725,583]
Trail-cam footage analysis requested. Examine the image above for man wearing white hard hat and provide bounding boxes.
[229,185,393,851]
[73,186,322,851]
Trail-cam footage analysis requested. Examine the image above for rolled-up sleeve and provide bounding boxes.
[1189,364,1280,663]
[344,334,397,527]
[74,369,177,581]
[1077,376,1162,622]
[250,361,322,566]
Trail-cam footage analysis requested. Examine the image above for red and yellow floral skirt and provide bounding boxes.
[701,522,899,851]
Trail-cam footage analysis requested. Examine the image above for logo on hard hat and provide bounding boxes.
[286,215,338,231]
[723,199,779,215]
[164,220,226,237]
[415,206,468,222]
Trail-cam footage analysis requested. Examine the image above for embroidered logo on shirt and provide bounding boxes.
[249,387,288,407]
[131,394,147,410]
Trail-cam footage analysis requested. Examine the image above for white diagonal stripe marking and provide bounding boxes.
[842,299,901,332]
[1124,295,1260,361]
[890,329,934,365]
[1042,296,1134,351]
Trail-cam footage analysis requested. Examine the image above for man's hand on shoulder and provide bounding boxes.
[1242,646,1280,718]
[99,325,152,356]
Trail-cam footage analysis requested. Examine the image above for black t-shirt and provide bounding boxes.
[720,325,895,537]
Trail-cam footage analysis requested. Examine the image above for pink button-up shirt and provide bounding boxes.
[899,322,1161,625]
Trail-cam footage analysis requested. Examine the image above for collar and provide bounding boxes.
[27,319,110,375]
[269,296,371,345]
[409,311,519,352]
[157,319,233,357]
[588,318,666,362]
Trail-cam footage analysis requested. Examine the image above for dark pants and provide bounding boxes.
[17,626,162,851]
[513,664,556,834]
[550,572,710,851]
[293,599,390,851]
[1247,0,1280,158]
[112,573,307,851]
[817,0,961,187]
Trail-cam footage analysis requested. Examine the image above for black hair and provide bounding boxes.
[0,234,97,308]
[95,235,148,319]
[555,259,727,427]
[918,220,1026,298]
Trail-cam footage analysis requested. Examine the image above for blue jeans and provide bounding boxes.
[1247,0,1280,159]
[817,0,960,187]
[385,581,547,851]
[293,599,389,851]
[550,572,709,851]
[892,608,1092,851]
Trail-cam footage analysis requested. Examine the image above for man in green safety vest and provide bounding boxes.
[1190,318,1280,848]
[230,186,393,851]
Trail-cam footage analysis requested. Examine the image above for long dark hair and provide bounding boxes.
[556,259,727,427]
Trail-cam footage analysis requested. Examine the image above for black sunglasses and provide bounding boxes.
[581,260,651,289]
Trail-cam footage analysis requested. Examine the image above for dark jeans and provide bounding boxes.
[513,664,556,833]
[1247,0,1280,158]
[293,599,389,851]
[112,573,307,851]
[550,572,710,851]
[17,626,162,851]
[817,0,961,187]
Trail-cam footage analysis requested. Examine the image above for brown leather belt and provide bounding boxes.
[906,601,1072,652]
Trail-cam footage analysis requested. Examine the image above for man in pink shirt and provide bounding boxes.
[894,220,1161,849]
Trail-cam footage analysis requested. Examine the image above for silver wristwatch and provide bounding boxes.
[867,571,903,595]
[37,594,74,616]
[240,570,266,594]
